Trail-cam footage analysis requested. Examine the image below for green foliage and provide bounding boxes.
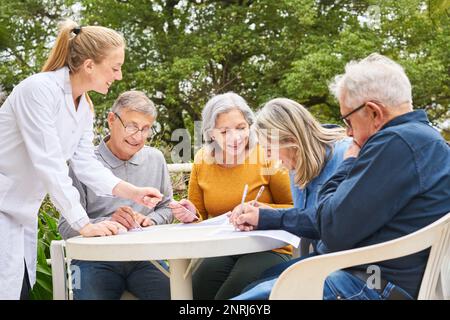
[0,1,74,90]
[30,197,61,300]
[2,0,448,142]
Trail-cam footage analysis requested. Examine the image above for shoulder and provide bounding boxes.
[19,71,60,94]
[193,147,211,165]
[383,119,444,151]
[331,138,352,158]
[194,147,205,160]
[368,121,448,169]
[13,71,61,104]
[93,144,102,159]
[142,146,167,164]
[361,129,413,161]
[142,145,165,159]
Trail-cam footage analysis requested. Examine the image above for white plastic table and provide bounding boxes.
[65,224,291,300]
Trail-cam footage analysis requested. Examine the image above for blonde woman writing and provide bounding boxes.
[230,98,351,299]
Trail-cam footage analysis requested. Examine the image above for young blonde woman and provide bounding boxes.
[229,97,351,300]
[169,92,293,300]
[0,20,162,299]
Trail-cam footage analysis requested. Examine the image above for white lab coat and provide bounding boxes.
[0,67,121,299]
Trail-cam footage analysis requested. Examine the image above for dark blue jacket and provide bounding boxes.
[258,110,450,298]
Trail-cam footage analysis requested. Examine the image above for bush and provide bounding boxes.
[30,197,61,300]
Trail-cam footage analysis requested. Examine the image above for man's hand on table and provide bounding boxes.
[79,220,127,237]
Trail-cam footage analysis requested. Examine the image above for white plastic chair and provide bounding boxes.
[270,212,450,300]
[50,240,138,300]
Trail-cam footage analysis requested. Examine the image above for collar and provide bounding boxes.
[381,110,430,130]
[53,66,90,120]
[53,66,72,94]
[97,136,145,168]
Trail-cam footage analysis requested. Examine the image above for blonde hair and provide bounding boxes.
[256,98,346,188]
[42,19,125,73]
[41,19,125,112]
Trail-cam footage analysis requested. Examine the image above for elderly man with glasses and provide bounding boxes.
[232,53,450,300]
[58,90,173,300]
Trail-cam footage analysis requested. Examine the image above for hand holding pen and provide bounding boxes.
[230,185,264,231]
[249,186,264,207]
[169,199,199,223]
[111,206,152,230]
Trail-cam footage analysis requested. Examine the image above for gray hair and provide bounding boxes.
[329,53,412,109]
[111,90,157,117]
[202,92,257,157]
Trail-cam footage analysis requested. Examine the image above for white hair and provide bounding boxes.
[329,53,412,109]
[111,90,157,117]
[201,92,257,157]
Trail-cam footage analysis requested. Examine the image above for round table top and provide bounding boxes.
[65,224,289,261]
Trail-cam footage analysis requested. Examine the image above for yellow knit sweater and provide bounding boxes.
[188,145,293,255]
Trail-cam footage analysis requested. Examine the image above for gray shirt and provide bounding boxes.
[58,137,173,239]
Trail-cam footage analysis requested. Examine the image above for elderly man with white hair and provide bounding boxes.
[231,53,450,300]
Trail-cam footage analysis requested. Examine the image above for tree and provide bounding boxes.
[78,0,449,142]
[1,0,449,148]
[0,1,76,90]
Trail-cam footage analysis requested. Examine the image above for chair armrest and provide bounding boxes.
[270,218,448,299]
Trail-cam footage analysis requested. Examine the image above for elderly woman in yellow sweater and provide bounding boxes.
[169,92,293,300]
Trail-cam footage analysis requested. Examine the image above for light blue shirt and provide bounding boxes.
[289,138,352,210]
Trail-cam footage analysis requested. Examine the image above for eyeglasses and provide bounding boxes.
[340,103,368,129]
[114,112,155,138]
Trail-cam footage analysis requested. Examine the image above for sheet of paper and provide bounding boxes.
[246,229,300,248]
[195,212,231,226]
[172,212,232,227]
[208,225,300,248]
[119,212,300,248]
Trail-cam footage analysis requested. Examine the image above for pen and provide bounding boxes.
[132,212,143,231]
[134,220,143,231]
[180,204,199,221]
[170,200,199,221]
[252,186,265,205]
[238,184,249,216]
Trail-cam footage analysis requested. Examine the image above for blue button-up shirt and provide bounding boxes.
[259,110,450,297]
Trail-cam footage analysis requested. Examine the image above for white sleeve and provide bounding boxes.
[70,113,121,196]
[12,79,89,230]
